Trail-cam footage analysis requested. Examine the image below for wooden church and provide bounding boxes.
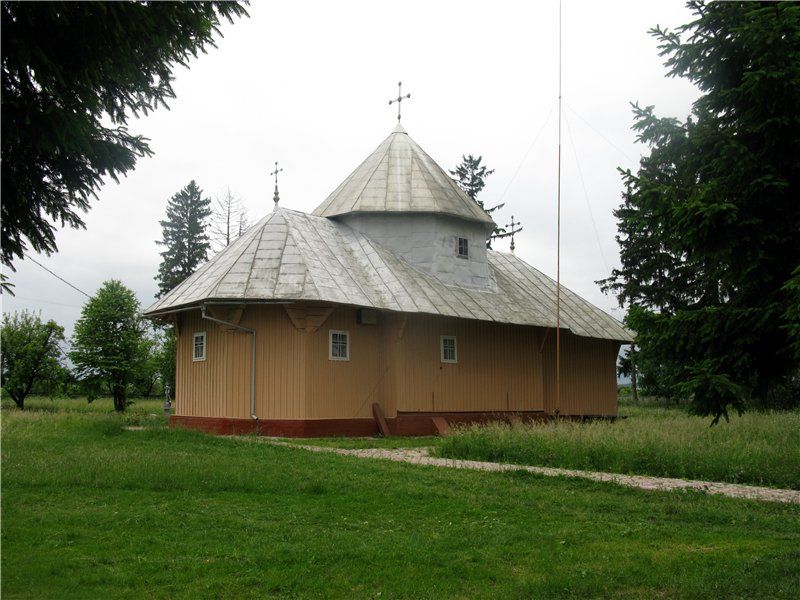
[144,120,633,437]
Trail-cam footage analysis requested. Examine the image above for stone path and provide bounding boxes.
[265,440,800,505]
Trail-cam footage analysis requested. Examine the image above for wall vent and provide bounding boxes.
[357,308,377,325]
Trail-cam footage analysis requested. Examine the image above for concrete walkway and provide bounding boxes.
[265,440,800,505]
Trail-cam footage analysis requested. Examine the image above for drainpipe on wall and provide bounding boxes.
[201,304,258,423]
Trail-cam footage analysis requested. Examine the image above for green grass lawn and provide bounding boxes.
[2,398,800,598]
[436,403,800,489]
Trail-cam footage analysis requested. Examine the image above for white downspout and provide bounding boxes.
[201,304,258,422]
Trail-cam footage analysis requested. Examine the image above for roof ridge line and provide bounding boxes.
[143,213,272,312]
[284,210,373,303]
[241,212,276,297]
[314,134,394,216]
[349,139,392,214]
[405,134,494,223]
[208,211,277,299]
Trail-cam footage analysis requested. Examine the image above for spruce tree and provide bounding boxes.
[155,181,212,298]
[1,2,248,272]
[450,155,515,247]
[600,1,800,422]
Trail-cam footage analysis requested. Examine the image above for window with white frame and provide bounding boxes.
[440,335,457,363]
[329,330,350,361]
[457,237,469,259]
[193,332,206,362]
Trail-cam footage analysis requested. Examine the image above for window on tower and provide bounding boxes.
[457,237,469,259]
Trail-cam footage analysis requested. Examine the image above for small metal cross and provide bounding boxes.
[505,215,523,254]
[270,161,283,187]
[388,81,411,122]
[270,161,284,206]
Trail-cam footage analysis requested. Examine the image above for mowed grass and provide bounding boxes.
[2,400,800,598]
[437,404,800,489]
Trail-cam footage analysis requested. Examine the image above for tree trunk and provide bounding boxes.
[11,393,24,410]
[112,386,126,412]
[631,360,639,403]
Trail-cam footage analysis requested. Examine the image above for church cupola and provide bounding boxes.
[313,123,497,289]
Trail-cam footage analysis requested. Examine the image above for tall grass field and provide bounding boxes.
[3,397,800,597]
[437,404,800,489]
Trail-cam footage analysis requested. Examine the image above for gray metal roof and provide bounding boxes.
[312,124,496,226]
[144,208,633,343]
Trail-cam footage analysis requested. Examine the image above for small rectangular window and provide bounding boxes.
[457,237,469,259]
[440,335,457,363]
[193,332,206,362]
[329,330,350,361]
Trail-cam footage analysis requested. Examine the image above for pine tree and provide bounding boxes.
[450,155,515,248]
[1,2,248,272]
[155,181,212,298]
[600,1,800,422]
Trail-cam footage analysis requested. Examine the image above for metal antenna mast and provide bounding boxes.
[388,81,411,122]
[556,0,563,418]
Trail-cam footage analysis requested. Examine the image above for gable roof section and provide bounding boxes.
[144,209,633,343]
[312,124,495,226]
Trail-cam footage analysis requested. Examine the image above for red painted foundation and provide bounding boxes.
[169,410,552,438]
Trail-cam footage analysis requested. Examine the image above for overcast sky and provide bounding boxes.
[3,0,699,339]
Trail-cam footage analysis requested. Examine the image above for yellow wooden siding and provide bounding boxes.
[174,304,618,420]
[175,310,250,418]
[175,305,305,419]
[541,330,620,415]
[304,307,383,419]
[391,315,544,413]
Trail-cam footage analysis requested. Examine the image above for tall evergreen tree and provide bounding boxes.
[155,181,212,298]
[1,2,248,272]
[450,155,515,247]
[600,1,800,422]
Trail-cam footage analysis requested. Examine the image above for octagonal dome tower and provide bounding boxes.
[313,124,497,289]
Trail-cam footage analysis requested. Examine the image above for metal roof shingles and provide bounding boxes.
[143,208,632,343]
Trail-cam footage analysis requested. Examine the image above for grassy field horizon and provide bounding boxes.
[435,403,800,490]
[3,397,800,598]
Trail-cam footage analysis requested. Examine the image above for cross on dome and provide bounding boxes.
[270,161,283,207]
[505,215,523,254]
[388,81,411,122]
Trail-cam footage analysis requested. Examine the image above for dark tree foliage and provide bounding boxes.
[617,345,639,403]
[1,310,65,409]
[132,325,161,398]
[600,2,800,422]
[0,1,248,271]
[70,280,146,412]
[450,155,514,247]
[451,155,495,203]
[155,180,212,298]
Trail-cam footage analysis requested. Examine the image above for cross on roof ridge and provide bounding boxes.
[388,81,411,123]
[270,161,283,207]
[505,215,523,254]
